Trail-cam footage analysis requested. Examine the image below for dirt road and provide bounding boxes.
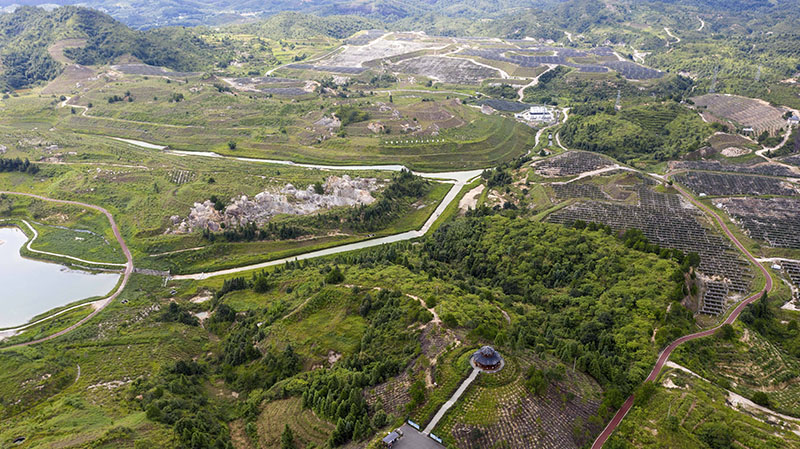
[0,191,133,349]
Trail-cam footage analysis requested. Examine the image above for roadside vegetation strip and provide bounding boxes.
[0,191,134,349]
[590,175,774,448]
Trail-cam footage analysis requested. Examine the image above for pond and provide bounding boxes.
[0,226,120,329]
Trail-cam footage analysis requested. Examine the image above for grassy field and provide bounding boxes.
[610,367,800,448]
[256,397,335,449]
[0,274,206,448]
[0,71,539,171]
[264,287,367,363]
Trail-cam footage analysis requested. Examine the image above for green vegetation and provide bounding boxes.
[561,102,714,165]
[0,6,223,90]
[424,215,694,397]
[3,2,800,447]
[333,105,370,127]
[0,157,39,174]
[673,290,800,418]
[611,366,800,448]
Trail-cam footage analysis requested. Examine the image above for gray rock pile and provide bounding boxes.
[169,175,380,233]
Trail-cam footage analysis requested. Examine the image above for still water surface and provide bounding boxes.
[0,227,120,328]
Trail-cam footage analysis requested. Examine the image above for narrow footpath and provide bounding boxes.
[422,367,481,435]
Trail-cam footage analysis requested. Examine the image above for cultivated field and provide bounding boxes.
[392,56,499,84]
[692,94,789,135]
[433,354,602,449]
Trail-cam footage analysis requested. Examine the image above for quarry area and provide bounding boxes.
[169,175,382,233]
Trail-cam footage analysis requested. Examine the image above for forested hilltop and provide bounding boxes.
[0,6,222,90]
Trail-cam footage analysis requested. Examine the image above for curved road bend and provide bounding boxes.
[0,191,133,350]
[590,177,773,448]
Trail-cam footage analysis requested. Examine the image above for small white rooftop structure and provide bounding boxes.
[788,115,800,125]
[515,105,555,123]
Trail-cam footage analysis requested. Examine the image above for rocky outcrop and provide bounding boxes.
[170,175,381,234]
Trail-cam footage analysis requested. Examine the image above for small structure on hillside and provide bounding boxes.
[382,430,402,447]
[788,115,800,126]
[515,105,555,123]
[471,346,504,372]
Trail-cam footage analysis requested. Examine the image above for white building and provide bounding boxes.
[515,106,555,123]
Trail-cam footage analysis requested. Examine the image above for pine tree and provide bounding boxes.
[281,424,295,449]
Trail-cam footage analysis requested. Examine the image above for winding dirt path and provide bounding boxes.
[0,192,133,349]
[18,219,126,267]
[590,175,772,448]
[664,27,680,46]
[517,64,557,101]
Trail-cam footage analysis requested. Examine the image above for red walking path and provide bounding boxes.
[590,178,773,448]
[0,191,133,350]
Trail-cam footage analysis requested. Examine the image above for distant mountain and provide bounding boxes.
[0,0,789,31]
[0,6,221,90]
[0,0,554,29]
[231,12,379,40]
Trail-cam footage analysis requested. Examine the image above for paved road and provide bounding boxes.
[590,176,773,448]
[392,424,444,449]
[423,367,480,434]
[0,191,133,349]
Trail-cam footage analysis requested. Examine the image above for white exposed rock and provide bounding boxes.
[173,175,381,233]
[367,122,385,133]
[314,115,341,129]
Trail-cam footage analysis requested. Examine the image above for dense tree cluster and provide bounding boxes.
[0,6,223,90]
[422,216,694,400]
[346,169,430,232]
[0,157,39,175]
[482,83,518,100]
[560,102,713,163]
[297,287,428,446]
[133,360,233,449]
[482,155,530,188]
[368,74,397,87]
[158,302,199,326]
[333,105,370,126]
[203,221,308,243]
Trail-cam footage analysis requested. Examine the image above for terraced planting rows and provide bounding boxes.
[713,197,800,249]
[392,56,499,84]
[257,397,335,449]
[675,171,799,197]
[547,181,754,315]
[671,160,800,178]
[612,368,800,447]
[434,355,601,449]
[623,108,681,133]
[533,151,614,177]
[550,183,607,201]
[692,94,789,135]
[783,154,800,166]
[457,47,662,79]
